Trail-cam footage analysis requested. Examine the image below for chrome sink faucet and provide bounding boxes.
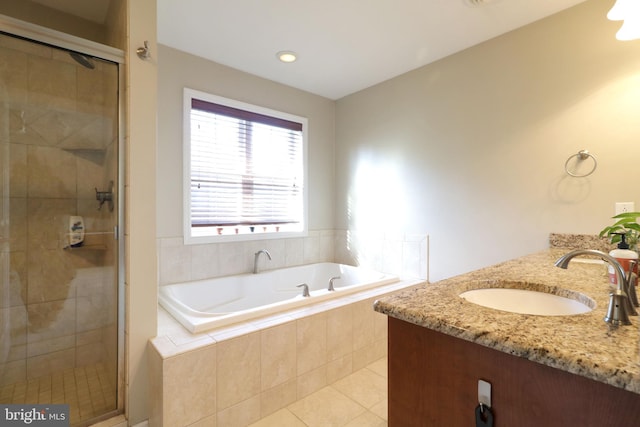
[253,249,272,274]
[554,249,636,326]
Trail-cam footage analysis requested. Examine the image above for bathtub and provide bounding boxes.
[158,262,398,333]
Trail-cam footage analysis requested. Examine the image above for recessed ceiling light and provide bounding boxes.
[277,51,297,63]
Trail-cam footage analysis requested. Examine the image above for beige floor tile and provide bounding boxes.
[332,368,387,409]
[344,411,387,427]
[365,358,387,378]
[288,386,366,427]
[248,409,307,427]
[369,399,388,421]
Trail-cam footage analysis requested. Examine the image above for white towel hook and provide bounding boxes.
[136,41,151,60]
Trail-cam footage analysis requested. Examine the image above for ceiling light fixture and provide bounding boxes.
[607,0,640,41]
[277,51,297,63]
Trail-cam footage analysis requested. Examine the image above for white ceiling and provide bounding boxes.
[157,0,590,100]
[36,0,593,100]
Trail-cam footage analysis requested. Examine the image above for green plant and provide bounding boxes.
[599,211,640,250]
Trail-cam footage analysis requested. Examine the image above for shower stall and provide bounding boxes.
[0,22,123,426]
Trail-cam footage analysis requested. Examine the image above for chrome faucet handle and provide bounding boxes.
[328,276,341,291]
[605,289,632,326]
[627,260,639,308]
[297,283,310,297]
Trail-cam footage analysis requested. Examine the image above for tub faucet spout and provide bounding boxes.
[297,283,310,297]
[253,249,272,274]
[328,276,341,291]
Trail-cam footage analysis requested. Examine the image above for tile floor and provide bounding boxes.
[0,362,117,426]
[249,357,388,427]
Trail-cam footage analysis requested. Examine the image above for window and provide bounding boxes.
[183,88,308,243]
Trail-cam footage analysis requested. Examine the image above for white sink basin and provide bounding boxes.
[459,287,594,316]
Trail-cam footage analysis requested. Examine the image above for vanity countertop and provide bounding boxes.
[374,249,640,394]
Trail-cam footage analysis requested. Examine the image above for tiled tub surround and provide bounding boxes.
[374,249,640,394]
[149,279,421,426]
[157,231,429,286]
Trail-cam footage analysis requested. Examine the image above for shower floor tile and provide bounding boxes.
[0,362,117,426]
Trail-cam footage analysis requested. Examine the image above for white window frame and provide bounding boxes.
[183,88,308,244]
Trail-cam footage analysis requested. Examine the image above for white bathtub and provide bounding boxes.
[158,263,398,333]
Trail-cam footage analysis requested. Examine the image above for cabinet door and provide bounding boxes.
[388,317,640,427]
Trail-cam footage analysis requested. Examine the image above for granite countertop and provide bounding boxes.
[374,249,640,394]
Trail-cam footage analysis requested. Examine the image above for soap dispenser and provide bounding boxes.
[608,233,638,286]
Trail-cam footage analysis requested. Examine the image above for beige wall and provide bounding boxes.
[156,44,336,238]
[335,0,640,281]
[126,0,157,424]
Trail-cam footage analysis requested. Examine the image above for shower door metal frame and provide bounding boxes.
[0,13,126,421]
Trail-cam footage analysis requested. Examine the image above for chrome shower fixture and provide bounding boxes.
[69,51,95,69]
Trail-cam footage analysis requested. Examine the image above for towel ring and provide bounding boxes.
[565,150,597,178]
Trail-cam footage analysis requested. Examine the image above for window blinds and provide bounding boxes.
[190,98,304,227]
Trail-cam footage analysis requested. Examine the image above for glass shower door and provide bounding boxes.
[0,33,120,426]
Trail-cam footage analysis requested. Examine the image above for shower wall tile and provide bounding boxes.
[27,198,76,249]
[0,359,26,387]
[76,295,110,332]
[29,109,89,147]
[77,328,103,346]
[27,334,74,358]
[0,34,50,58]
[7,108,47,146]
[9,143,27,197]
[27,299,76,343]
[77,65,107,116]
[8,254,26,307]
[76,341,106,366]
[26,248,75,303]
[9,198,27,252]
[4,342,26,364]
[27,55,75,107]
[8,306,27,347]
[76,150,109,199]
[0,46,28,114]
[27,146,77,198]
[26,348,75,379]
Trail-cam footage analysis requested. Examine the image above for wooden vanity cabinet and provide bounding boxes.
[388,317,640,427]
